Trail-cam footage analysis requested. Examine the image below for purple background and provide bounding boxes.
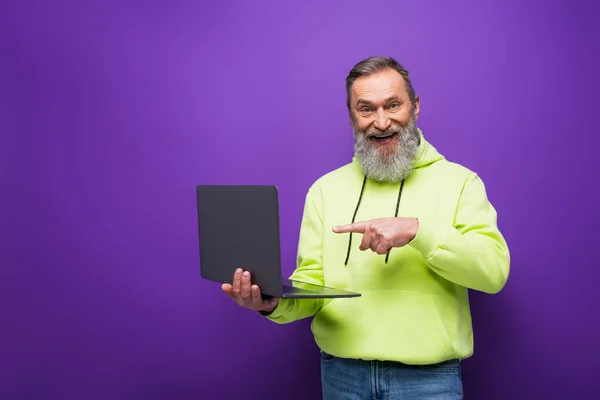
[1,0,598,399]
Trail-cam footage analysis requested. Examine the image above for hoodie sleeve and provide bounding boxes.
[264,184,325,323]
[408,173,510,294]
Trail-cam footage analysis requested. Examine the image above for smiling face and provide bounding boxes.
[349,68,421,183]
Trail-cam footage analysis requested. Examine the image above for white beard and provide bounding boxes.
[353,117,420,183]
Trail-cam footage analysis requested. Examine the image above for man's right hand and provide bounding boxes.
[221,268,280,313]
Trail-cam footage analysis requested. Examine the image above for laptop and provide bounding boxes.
[195,185,361,299]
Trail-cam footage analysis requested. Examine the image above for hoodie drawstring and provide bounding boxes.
[344,176,367,266]
[344,177,405,266]
[386,178,405,263]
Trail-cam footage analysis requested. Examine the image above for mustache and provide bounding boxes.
[364,123,402,137]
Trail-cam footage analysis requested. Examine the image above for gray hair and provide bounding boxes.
[345,56,417,111]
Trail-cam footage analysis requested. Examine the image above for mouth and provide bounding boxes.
[372,132,395,140]
[369,132,398,144]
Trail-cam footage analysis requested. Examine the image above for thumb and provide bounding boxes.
[222,283,233,296]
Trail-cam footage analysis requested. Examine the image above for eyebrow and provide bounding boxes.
[356,96,402,106]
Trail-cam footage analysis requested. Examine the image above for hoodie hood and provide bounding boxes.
[413,128,445,168]
[351,128,445,171]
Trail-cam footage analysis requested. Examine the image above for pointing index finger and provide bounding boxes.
[333,221,368,234]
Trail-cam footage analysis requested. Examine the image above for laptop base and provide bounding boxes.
[280,279,361,299]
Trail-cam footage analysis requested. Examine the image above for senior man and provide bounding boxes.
[222,56,510,399]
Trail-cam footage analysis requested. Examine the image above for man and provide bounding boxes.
[222,56,510,399]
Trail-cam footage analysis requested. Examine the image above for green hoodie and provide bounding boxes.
[266,130,510,365]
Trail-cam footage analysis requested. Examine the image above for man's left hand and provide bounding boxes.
[333,217,419,255]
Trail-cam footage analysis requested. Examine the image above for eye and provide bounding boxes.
[389,102,400,110]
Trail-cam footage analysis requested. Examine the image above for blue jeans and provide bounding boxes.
[320,351,463,400]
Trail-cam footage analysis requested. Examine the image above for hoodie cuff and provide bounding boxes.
[408,218,443,259]
[261,299,292,320]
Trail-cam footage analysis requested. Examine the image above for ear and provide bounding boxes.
[413,95,420,121]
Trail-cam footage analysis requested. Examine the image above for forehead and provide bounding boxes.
[350,69,408,103]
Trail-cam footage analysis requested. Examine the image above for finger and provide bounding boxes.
[266,296,280,310]
[359,230,372,251]
[269,297,280,306]
[251,285,263,309]
[222,283,233,296]
[232,268,242,297]
[251,285,269,311]
[376,240,392,255]
[241,271,252,300]
[261,291,280,311]
[333,221,368,234]
[370,235,380,253]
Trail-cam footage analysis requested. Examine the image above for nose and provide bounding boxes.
[373,108,391,131]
